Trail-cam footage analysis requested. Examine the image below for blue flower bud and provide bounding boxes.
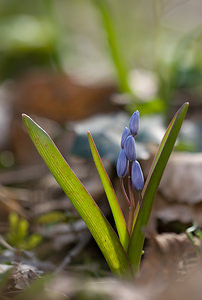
[121,127,130,148]
[131,160,144,191]
[129,110,139,136]
[124,135,136,161]
[116,149,129,178]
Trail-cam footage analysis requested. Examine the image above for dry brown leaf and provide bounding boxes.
[1,263,42,298]
[139,233,202,286]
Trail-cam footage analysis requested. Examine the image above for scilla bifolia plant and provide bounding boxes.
[22,102,188,278]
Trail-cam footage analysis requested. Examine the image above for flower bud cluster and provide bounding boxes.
[116,110,144,191]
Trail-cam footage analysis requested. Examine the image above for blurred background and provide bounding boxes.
[0,0,202,295]
[1,0,202,162]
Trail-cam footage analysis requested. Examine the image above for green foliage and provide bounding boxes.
[93,0,169,117]
[156,26,202,118]
[0,0,62,80]
[93,0,131,94]
[7,213,42,250]
[36,211,68,225]
[22,102,188,277]
[94,1,202,118]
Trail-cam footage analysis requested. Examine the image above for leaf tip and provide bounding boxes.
[22,113,31,127]
[182,102,189,114]
[87,131,92,139]
[22,114,47,138]
[22,113,28,119]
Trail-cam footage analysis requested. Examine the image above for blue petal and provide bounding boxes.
[116,149,129,177]
[121,127,130,148]
[129,110,139,135]
[124,135,136,161]
[131,160,144,191]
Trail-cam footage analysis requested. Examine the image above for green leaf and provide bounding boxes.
[88,132,129,250]
[93,0,131,94]
[22,114,131,276]
[128,102,189,273]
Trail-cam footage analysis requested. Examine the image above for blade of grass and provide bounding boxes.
[88,131,129,250]
[93,0,131,94]
[128,102,189,273]
[22,114,131,276]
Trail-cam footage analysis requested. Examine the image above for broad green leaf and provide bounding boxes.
[88,132,129,250]
[128,102,189,273]
[22,114,131,276]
